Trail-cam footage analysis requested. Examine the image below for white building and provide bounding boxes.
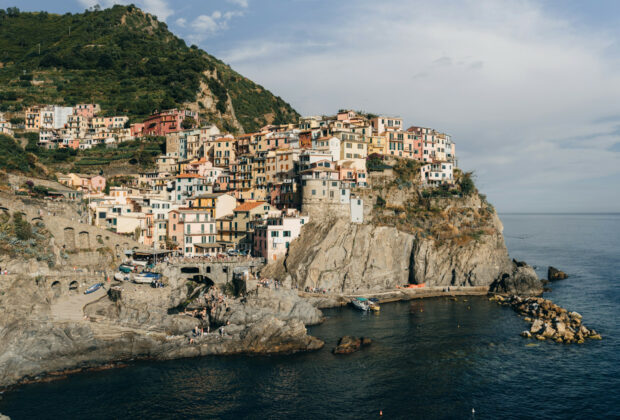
[253,212,309,261]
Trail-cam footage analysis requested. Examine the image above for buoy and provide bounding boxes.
[380,410,383,416]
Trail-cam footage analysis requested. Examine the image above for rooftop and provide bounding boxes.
[234,201,268,212]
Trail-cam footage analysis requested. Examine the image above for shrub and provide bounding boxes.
[13,212,33,240]
[460,172,476,195]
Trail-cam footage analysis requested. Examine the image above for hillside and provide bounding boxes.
[0,5,299,133]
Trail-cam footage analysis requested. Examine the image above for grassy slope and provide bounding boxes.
[0,5,299,132]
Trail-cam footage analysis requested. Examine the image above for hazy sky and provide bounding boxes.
[2,0,620,212]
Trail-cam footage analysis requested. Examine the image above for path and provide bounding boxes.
[298,286,489,302]
[50,287,107,322]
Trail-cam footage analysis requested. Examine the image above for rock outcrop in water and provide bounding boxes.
[548,266,568,281]
[333,336,372,354]
[488,260,542,296]
[490,295,602,343]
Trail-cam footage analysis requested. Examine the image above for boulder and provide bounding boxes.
[489,261,543,296]
[548,266,568,281]
[541,324,556,338]
[530,319,544,334]
[333,336,372,354]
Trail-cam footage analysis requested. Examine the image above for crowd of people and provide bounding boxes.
[165,254,261,265]
[183,285,232,345]
[258,278,282,289]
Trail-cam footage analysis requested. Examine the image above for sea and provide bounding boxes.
[1,214,618,419]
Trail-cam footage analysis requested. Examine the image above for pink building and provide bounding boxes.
[167,208,217,255]
[140,109,198,137]
[253,212,309,261]
[88,175,106,192]
[131,123,145,137]
[337,163,368,187]
[74,104,101,119]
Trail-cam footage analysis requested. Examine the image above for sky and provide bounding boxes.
[2,0,620,213]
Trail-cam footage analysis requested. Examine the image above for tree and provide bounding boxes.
[133,226,141,241]
[181,116,196,130]
[460,172,476,196]
[6,7,20,17]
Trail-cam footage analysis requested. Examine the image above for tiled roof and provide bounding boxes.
[234,201,267,212]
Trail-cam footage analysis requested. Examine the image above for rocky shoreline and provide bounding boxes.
[490,295,602,343]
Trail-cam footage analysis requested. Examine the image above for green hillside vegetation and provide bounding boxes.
[0,5,299,132]
[0,133,41,175]
[14,131,165,173]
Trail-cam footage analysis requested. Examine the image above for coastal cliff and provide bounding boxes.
[0,273,323,389]
[263,174,541,295]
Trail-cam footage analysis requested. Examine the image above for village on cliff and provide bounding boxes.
[0,106,457,261]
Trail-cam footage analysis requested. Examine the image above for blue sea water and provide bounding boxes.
[1,214,618,419]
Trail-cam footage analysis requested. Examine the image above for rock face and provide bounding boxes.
[333,336,372,354]
[489,260,543,296]
[0,274,324,389]
[210,287,324,327]
[490,295,601,343]
[548,266,568,281]
[263,210,538,294]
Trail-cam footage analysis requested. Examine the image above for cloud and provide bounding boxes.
[142,0,174,20]
[222,0,620,211]
[175,17,187,27]
[188,9,244,40]
[227,0,249,8]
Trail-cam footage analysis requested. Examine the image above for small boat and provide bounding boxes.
[133,272,162,284]
[114,272,130,282]
[119,264,134,274]
[351,297,370,311]
[369,298,381,312]
[84,283,103,294]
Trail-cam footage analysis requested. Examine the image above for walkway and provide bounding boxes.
[50,287,107,322]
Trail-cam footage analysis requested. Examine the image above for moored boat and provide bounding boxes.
[351,297,370,311]
[369,298,381,311]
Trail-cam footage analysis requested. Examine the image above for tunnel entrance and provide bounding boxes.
[190,275,215,287]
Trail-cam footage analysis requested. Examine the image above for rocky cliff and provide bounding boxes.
[0,270,323,389]
[264,190,541,295]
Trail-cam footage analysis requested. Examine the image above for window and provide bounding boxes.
[271,231,279,237]
[283,231,291,237]
[312,189,316,195]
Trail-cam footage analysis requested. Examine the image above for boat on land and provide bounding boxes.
[351,297,370,311]
[119,264,134,274]
[114,272,131,282]
[84,283,103,294]
[133,272,162,284]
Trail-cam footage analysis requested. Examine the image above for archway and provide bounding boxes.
[64,227,75,249]
[69,280,79,292]
[78,231,90,249]
[51,280,61,297]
